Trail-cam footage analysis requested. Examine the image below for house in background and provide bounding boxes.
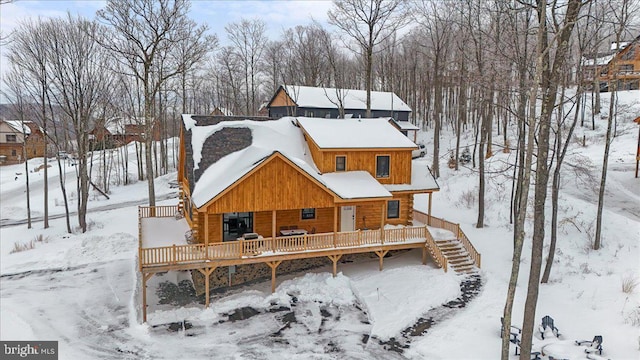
[0,120,45,165]
[390,118,420,143]
[210,106,234,116]
[136,115,482,322]
[90,117,161,147]
[597,35,640,91]
[267,85,412,121]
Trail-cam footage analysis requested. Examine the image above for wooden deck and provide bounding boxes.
[137,205,481,322]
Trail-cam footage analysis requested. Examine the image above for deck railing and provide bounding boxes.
[424,227,447,272]
[139,205,180,218]
[415,210,481,268]
[140,226,429,268]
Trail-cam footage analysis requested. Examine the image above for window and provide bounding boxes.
[335,156,346,172]
[304,110,315,117]
[387,200,400,219]
[6,134,16,142]
[619,64,634,73]
[301,208,316,220]
[376,155,390,178]
[11,149,17,156]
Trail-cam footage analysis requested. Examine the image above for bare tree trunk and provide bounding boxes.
[594,87,616,250]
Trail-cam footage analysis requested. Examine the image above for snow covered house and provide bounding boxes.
[137,115,481,322]
[597,35,640,91]
[267,85,412,121]
[0,120,45,165]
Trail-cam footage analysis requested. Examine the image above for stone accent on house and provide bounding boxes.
[190,251,405,296]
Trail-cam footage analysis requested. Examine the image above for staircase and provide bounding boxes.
[434,239,478,274]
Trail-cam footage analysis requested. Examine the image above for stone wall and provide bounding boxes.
[191,251,404,296]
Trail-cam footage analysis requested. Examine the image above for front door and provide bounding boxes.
[340,206,355,232]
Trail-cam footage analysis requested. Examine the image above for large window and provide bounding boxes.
[335,156,346,172]
[6,134,16,142]
[301,208,316,220]
[376,155,390,178]
[223,212,254,241]
[387,200,400,219]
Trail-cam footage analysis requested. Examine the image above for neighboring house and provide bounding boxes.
[598,35,640,91]
[136,115,481,322]
[390,118,420,143]
[267,85,412,121]
[90,117,161,146]
[0,120,45,165]
[210,106,234,116]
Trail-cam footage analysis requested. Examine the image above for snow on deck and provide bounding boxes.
[141,217,191,248]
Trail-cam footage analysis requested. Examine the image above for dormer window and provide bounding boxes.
[336,156,346,172]
[376,155,390,178]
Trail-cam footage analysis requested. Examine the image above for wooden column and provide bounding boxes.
[267,261,282,293]
[272,210,276,239]
[380,202,386,243]
[142,272,153,323]
[333,206,338,247]
[203,212,209,247]
[422,246,428,265]
[328,254,342,277]
[428,193,433,226]
[198,267,217,308]
[375,250,389,271]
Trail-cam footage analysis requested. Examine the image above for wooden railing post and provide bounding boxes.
[304,234,308,251]
[358,230,362,246]
[239,240,244,258]
[171,244,176,265]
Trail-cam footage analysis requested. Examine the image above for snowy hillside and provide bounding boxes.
[1,90,639,359]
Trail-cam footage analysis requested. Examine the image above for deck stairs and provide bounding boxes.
[434,238,478,274]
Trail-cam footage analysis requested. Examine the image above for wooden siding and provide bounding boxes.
[317,150,412,184]
[205,155,336,214]
[270,88,296,107]
[203,213,222,243]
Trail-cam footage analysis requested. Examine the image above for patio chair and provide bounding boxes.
[500,317,522,344]
[576,335,603,355]
[513,339,541,359]
[539,315,560,339]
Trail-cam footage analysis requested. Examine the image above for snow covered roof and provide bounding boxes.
[582,54,614,67]
[279,85,412,112]
[384,161,440,192]
[392,120,420,131]
[183,115,394,208]
[297,117,418,149]
[3,120,32,135]
[104,117,142,135]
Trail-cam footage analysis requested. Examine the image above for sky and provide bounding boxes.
[0,0,333,101]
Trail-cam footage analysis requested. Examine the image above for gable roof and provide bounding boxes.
[183,115,394,208]
[2,120,33,135]
[297,117,418,149]
[270,85,412,112]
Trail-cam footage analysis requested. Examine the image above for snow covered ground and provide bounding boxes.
[1,90,639,359]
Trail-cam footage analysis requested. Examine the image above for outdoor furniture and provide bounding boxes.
[543,340,593,359]
[240,232,260,240]
[539,315,560,339]
[500,317,522,344]
[513,339,541,359]
[279,228,307,236]
[576,335,603,355]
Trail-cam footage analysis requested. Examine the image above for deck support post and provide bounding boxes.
[328,254,342,277]
[198,267,217,308]
[428,193,433,226]
[142,272,153,323]
[375,250,389,271]
[422,245,428,265]
[267,261,282,293]
[272,210,276,240]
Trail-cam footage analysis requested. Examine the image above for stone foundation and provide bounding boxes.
[191,251,403,296]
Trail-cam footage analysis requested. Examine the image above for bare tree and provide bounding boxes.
[225,18,267,115]
[519,1,585,357]
[328,0,408,117]
[7,18,52,229]
[97,0,210,207]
